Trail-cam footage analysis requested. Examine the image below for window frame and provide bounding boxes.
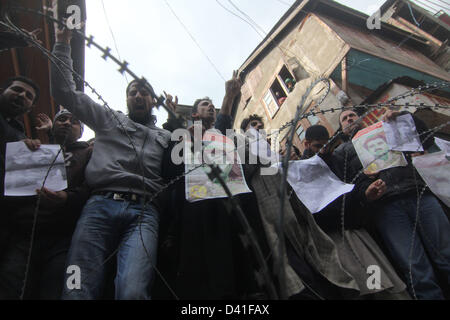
[261,63,296,119]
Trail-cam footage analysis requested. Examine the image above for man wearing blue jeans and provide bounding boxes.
[374,193,450,299]
[346,110,450,299]
[51,25,170,299]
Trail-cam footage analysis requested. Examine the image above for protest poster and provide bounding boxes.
[4,142,67,196]
[352,122,407,174]
[413,151,450,207]
[185,129,251,202]
[285,156,354,213]
[434,137,450,157]
[383,114,423,152]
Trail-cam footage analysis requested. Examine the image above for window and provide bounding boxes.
[278,65,296,93]
[296,125,305,141]
[263,90,278,118]
[307,114,319,125]
[270,81,287,107]
[262,65,296,118]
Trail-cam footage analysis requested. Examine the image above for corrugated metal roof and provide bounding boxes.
[318,13,450,81]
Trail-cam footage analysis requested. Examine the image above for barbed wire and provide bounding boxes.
[6,4,180,121]
[339,119,450,299]
[0,7,184,300]
[4,3,450,300]
[19,140,67,300]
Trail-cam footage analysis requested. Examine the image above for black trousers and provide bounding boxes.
[0,231,71,300]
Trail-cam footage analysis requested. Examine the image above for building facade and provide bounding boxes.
[232,0,450,153]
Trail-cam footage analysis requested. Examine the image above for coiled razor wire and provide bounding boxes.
[3,3,450,300]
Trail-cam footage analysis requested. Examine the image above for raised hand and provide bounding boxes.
[35,113,53,132]
[163,91,178,114]
[225,70,242,98]
[54,22,73,44]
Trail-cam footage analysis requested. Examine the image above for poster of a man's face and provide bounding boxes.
[185,130,251,202]
[364,134,389,161]
[352,122,407,174]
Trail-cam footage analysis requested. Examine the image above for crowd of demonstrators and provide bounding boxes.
[1,24,449,301]
[238,118,360,300]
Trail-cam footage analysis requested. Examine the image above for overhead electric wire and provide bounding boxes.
[435,0,450,7]
[101,0,128,82]
[421,0,450,11]
[227,0,267,35]
[275,0,293,7]
[215,0,306,78]
[7,0,450,300]
[162,0,226,81]
[215,0,265,39]
[411,0,443,14]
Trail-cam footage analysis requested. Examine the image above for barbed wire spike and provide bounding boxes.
[101,46,112,60]
[118,60,129,74]
[86,35,94,47]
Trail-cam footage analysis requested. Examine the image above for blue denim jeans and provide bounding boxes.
[61,195,160,300]
[374,193,450,300]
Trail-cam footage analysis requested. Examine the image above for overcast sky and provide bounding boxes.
[80,0,396,140]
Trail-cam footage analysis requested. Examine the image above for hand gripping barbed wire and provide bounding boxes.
[6,3,182,123]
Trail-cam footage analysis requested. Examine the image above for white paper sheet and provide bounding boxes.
[352,122,407,174]
[413,152,450,207]
[285,155,355,214]
[383,114,423,152]
[434,137,450,157]
[4,142,67,196]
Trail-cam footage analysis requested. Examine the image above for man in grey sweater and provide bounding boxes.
[51,26,171,299]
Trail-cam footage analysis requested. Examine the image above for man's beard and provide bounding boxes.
[129,109,151,124]
[53,128,74,145]
[199,115,215,129]
[0,95,31,118]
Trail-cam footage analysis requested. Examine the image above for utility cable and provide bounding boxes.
[162,0,226,81]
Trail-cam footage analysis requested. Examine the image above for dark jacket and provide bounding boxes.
[0,113,27,254]
[1,114,27,195]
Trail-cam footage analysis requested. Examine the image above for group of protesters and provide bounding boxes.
[0,23,449,301]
